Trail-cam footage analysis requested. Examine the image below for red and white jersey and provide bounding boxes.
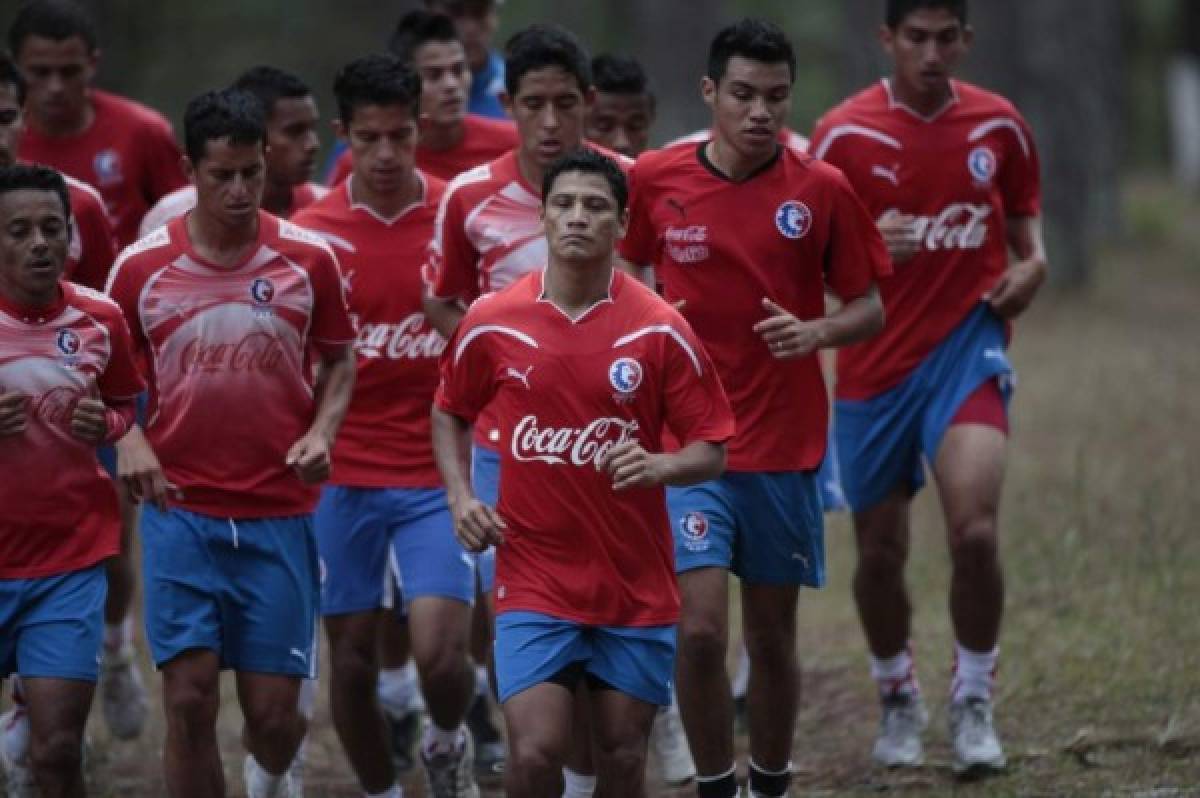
[138,183,329,238]
[810,79,1041,399]
[666,126,809,153]
[63,174,119,292]
[436,270,734,626]
[292,174,447,487]
[0,282,144,578]
[106,212,355,518]
[20,90,187,248]
[327,114,520,185]
[620,141,889,472]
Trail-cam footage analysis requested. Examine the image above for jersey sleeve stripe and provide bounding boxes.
[454,324,539,364]
[811,124,903,160]
[612,325,703,376]
[967,117,1032,158]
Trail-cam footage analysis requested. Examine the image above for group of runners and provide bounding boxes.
[0,0,1048,796]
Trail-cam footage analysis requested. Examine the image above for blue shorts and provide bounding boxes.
[494,611,676,706]
[315,485,474,615]
[98,392,148,477]
[141,506,319,677]
[835,303,1014,512]
[471,444,500,594]
[0,564,106,681]
[668,470,825,586]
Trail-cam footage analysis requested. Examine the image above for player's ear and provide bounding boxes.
[181,155,196,184]
[878,24,895,56]
[700,77,716,110]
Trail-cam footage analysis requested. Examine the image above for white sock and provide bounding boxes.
[365,786,403,798]
[103,617,133,652]
[561,766,596,798]
[297,678,316,720]
[377,665,418,717]
[474,664,490,697]
[731,644,750,699]
[870,647,919,698]
[422,722,462,755]
[245,754,286,798]
[952,643,998,702]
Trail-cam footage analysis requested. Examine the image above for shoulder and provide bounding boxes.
[93,90,176,138]
[629,142,695,184]
[274,215,340,264]
[140,186,196,235]
[290,184,344,228]
[443,159,500,204]
[467,114,517,138]
[955,81,1036,156]
[422,172,449,207]
[109,225,175,286]
[463,274,534,323]
[66,282,124,322]
[63,174,104,210]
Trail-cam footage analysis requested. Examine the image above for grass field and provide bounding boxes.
[24,180,1200,796]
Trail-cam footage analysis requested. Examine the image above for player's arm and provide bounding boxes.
[753,288,884,359]
[69,378,136,445]
[431,405,506,551]
[422,293,468,340]
[0,390,29,437]
[115,425,176,510]
[600,439,726,492]
[986,215,1048,319]
[286,345,356,484]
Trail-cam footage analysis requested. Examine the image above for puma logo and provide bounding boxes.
[871,164,900,186]
[506,365,533,389]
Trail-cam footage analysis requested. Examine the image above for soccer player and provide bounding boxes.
[105,88,356,798]
[140,66,327,235]
[0,163,144,798]
[620,19,890,798]
[291,54,480,798]
[10,0,186,247]
[586,54,656,158]
[433,147,734,798]
[324,10,518,187]
[424,0,506,119]
[809,0,1046,774]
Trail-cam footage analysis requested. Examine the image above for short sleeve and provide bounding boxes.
[433,321,496,423]
[69,195,118,291]
[660,315,735,446]
[617,159,657,267]
[823,172,892,300]
[308,250,356,353]
[424,186,480,301]
[104,258,145,357]
[98,307,146,400]
[997,114,1041,218]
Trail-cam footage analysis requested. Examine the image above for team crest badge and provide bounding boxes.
[93,149,123,186]
[967,146,997,185]
[680,511,711,552]
[609,357,643,395]
[56,328,81,356]
[775,200,812,240]
[250,278,275,318]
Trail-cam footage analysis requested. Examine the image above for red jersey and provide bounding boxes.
[64,175,118,291]
[810,80,1041,399]
[0,282,145,578]
[105,212,355,518]
[620,141,889,472]
[19,90,187,248]
[436,270,734,626]
[138,182,328,239]
[327,115,520,186]
[292,174,447,487]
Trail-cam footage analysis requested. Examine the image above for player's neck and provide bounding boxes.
[32,100,94,138]
[705,137,776,183]
[349,170,422,220]
[0,280,60,311]
[261,179,295,217]
[186,208,260,268]
[888,75,955,118]
[542,259,613,320]
[515,148,547,194]
[421,118,466,151]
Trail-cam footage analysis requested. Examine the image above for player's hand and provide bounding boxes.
[0,390,29,437]
[600,441,666,491]
[116,427,178,510]
[69,376,107,444]
[984,257,1046,319]
[752,298,825,359]
[449,495,506,552]
[877,210,921,263]
[286,432,332,484]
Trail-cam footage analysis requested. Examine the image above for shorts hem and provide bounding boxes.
[16,669,99,683]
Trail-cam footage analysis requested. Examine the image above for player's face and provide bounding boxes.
[504,67,592,171]
[15,35,96,129]
[543,171,627,263]
[449,10,498,72]
[186,138,266,228]
[586,91,654,158]
[0,83,24,167]
[339,103,418,196]
[265,95,320,187]
[0,189,69,305]
[413,40,470,129]
[881,9,972,96]
[703,56,792,162]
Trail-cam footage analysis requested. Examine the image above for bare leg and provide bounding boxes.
[325,611,395,793]
[852,487,914,659]
[673,567,732,777]
[161,649,224,798]
[502,683,574,798]
[741,583,800,771]
[590,687,657,798]
[22,677,93,798]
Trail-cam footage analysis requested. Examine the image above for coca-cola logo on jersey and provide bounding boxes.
[354,313,445,360]
[33,386,78,427]
[511,415,639,468]
[179,332,286,375]
[664,225,710,264]
[882,203,992,252]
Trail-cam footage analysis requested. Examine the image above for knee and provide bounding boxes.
[413,640,468,692]
[949,517,998,569]
[29,728,83,780]
[330,637,377,690]
[742,626,797,671]
[594,735,647,783]
[677,613,725,665]
[856,533,908,579]
[244,698,302,743]
[507,737,563,790]
[164,680,218,734]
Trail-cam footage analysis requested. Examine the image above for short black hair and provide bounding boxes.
[591,53,652,99]
[706,18,795,84]
[542,148,627,215]
[885,0,968,28]
[333,53,422,126]
[387,10,459,65]
[8,0,98,56]
[231,66,312,121]
[423,0,497,19]
[504,24,590,97]
[0,50,25,106]
[183,88,266,164]
[0,162,71,222]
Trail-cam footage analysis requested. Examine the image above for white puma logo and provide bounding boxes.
[871,164,900,186]
[506,365,534,389]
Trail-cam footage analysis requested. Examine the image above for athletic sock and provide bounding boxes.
[951,643,998,703]
[474,664,490,698]
[365,786,402,798]
[747,759,791,797]
[695,764,738,798]
[422,722,463,756]
[378,665,418,718]
[870,645,920,699]
[561,766,596,798]
[245,754,286,798]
